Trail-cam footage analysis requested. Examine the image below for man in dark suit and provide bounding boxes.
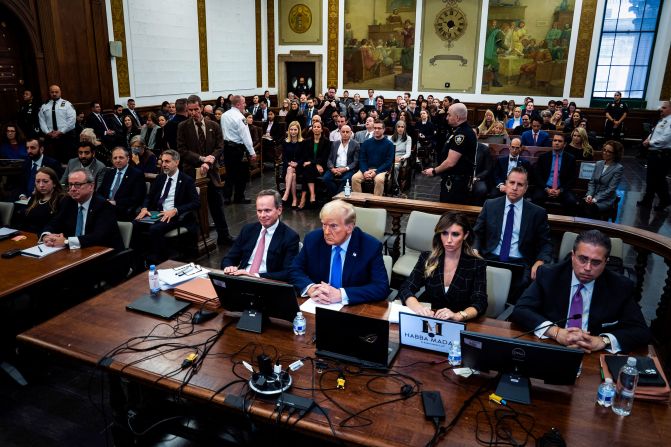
[322,125,360,197]
[163,98,188,150]
[474,166,553,301]
[247,95,261,117]
[290,200,389,305]
[253,101,269,122]
[98,147,146,221]
[221,190,299,282]
[19,138,62,199]
[177,94,234,245]
[511,230,650,353]
[42,168,123,251]
[491,137,532,196]
[532,133,577,211]
[122,98,144,127]
[85,101,116,142]
[520,118,551,147]
[133,150,200,265]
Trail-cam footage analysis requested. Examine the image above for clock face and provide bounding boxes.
[434,7,467,46]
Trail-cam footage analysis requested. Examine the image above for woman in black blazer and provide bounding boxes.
[398,212,488,321]
[299,120,330,208]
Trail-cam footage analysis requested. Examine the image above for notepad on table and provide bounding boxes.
[21,244,65,258]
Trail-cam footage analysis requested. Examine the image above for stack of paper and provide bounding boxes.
[173,277,220,309]
[157,264,211,288]
[21,244,64,258]
[299,299,344,314]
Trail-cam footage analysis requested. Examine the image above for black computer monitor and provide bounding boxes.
[460,331,584,405]
[208,272,299,333]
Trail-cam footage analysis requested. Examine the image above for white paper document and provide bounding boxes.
[388,301,416,323]
[299,298,344,314]
[158,263,211,287]
[0,227,19,237]
[21,244,65,258]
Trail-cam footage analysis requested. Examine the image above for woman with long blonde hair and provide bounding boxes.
[280,121,304,208]
[477,109,496,134]
[398,212,487,321]
[566,127,593,160]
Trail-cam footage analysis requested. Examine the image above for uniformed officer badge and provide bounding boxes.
[455,134,464,145]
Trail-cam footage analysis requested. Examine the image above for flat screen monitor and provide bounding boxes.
[460,331,584,404]
[208,272,299,333]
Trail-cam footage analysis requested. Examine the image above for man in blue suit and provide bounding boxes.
[19,138,62,199]
[290,200,389,305]
[221,189,299,282]
[520,118,551,147]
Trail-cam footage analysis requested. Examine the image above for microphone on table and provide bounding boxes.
[513,314,581,339]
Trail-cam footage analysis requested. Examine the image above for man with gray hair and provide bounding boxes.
[421,102,477,204]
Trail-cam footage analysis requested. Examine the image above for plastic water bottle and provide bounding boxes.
[292,311,306,335]
[344,179,351,197]
[148,265,160,295]
[612,357,639,416]
[597,377,616,407]
[448,341,462,366]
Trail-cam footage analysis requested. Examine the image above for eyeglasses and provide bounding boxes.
[67,181,92,189]
[574,254,605,267]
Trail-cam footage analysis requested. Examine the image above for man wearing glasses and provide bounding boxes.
[42,168,123,250]
[511,230,650,353]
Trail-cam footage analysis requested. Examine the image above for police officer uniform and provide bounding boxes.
[38,96,77,164]
[437,121,477,204]
[221,107,255,203]
[640,113,671,210]
[18,99,39,138]
[604,99,629,140]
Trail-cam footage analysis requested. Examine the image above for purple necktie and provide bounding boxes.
[567,284,583,329]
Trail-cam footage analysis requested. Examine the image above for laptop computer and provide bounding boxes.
[315,307,399,369]
[126,292,191,319]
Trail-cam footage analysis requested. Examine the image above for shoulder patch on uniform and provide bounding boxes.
[455,134,464,145]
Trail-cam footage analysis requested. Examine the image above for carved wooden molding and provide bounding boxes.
[197,0,208,92]
[267,0,275,88]
[327,0,338,88]
[570,0,597,98]
[110,0,130,97]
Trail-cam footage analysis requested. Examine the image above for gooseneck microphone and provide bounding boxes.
[513,314,581,339]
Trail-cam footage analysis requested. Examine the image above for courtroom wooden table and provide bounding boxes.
[0,231,113,298]
[17,262,671,446]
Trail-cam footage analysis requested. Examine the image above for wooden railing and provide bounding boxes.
[339,192,671,367]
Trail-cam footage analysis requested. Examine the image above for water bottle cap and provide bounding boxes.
[605,378,613,383]
[626,357,637,366]
[149,264,156,270]
[297,311,303,317]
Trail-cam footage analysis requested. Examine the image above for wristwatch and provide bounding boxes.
[459,310,468,321]
[432,168,437,176]
[601,335,611,348]
[63,239,69,246]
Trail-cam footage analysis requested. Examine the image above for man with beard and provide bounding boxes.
[60,142,107,190]
[18,137,62,199]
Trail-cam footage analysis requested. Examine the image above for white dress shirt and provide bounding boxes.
[222,107,255,156]
[335,141,349,168]
[161,169,179,211]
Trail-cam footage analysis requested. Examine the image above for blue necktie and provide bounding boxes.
[28,162,38,195]
[158,177,172,209]
[330,246,342,289]
[499,204,515,261]
[109,170,122,199]
[75,205,84,237]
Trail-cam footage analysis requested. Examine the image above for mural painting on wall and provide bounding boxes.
[419,0,482,93]
[482,0,576,96]
[343,0,417,91]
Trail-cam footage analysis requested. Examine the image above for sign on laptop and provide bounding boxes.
[398,312,465,355]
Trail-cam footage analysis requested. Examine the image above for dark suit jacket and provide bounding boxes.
[475,143,494,188]
[520,130,551,147]
[163,114,188,150]
[44,194,123,251]
[534,150,576,191]
[398,252,488,315]
[493,155,532,187]
[85,112,110,139]
[326,139,360,171]
[262,120,283,142]
[176,117,224,186]
[510,259,651,353]
[143,171,200,226]
[474,196,553,264]
[300,135,331,167]
[122,108,144,127]
[220,221,300,282]
[21,155,62,196]
[290,227,389,305]
[98,165,146,221]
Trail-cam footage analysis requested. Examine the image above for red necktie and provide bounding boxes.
[249,229,267,274]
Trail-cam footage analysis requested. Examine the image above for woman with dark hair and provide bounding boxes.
[285,100,305,129]
[281,121,304,209]
[299,120,330,208]
[398,212,488,320]
[215,96,226,111]
[0,122,28,159]
[129,135,158,174]
[581,140,624,219]
[353,108,369,132]
[122,115,141,148]
[563,101,577,120]
[20,167,66,234]
[399,110,415,138]
[140,112,160,149]
[154,115,168,153]
[385,110,399,129]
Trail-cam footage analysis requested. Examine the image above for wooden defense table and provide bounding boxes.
[17,262,671,446]
[0,231,113,298]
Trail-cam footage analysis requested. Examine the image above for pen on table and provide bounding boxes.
[38,244,43,253]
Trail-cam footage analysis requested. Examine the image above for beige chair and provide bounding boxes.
[392,211,440,278]
[354,206,387,242]
[558,231,623,260]
[0,202,14,226]
[485,266,512,319]
[383,254,392,284]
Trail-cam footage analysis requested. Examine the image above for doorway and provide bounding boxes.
[278,51,322,101]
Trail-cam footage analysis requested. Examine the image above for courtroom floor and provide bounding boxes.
[1,147,669,446]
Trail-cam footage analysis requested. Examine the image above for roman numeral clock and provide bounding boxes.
[434,0,467,49]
